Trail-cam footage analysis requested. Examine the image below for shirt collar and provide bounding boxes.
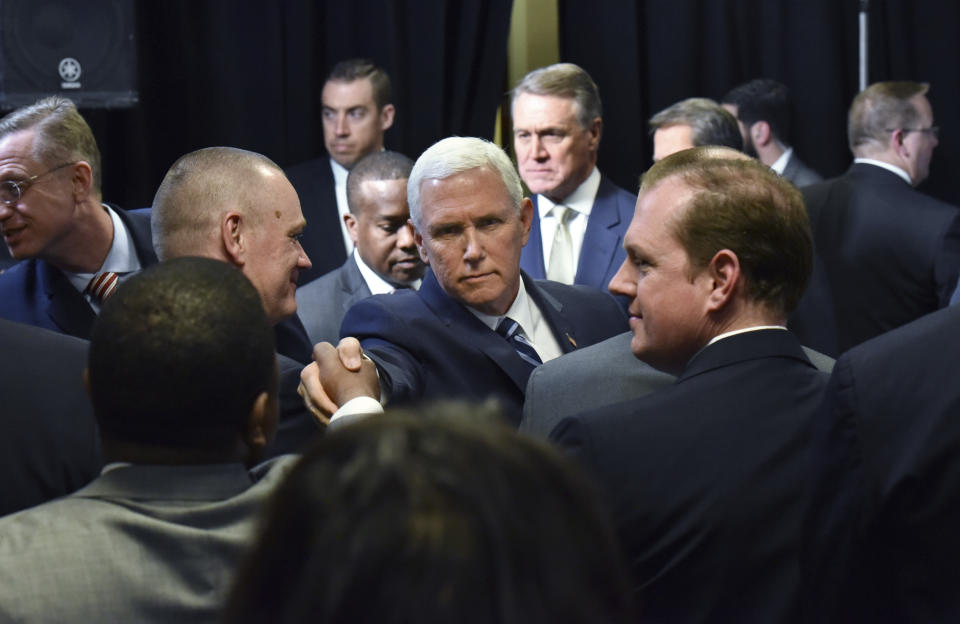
[770,147,793,176]
[706,325,787,347]
[853,158,913,185]
[65,204,141,292]
[353,251,420,294]
[329,157,349,186]
[467,276,532,333]
[536,166,601,218]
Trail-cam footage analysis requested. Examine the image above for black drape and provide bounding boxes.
[84,0,512,210]
[18,1,960,209]
[559,0,960,205]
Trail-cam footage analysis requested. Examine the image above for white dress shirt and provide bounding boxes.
[353,252,421,294]
[770,147,793,176]
[65,204,142,313]
[536,167,601,277]
[329,158,355,255]
[853,158,913,185]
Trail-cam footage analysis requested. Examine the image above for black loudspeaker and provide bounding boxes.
[0,0,137,110]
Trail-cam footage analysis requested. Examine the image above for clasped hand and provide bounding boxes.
[297,337,380,424]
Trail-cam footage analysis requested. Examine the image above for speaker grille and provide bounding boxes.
[0,0,138,109]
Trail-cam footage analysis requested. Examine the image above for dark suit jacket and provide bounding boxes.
[0,208,158,339]
[553,329,830,623]
[520,330,835,438]
[520,175,635,292]
[0,243,14,271]
[0,456,296,622]
[792,163,960,356]
[341,269,628,426]
[260,353,321,458]
[273,313,315,364]
[285,156,349,285]
[0,319,102,517]
[782,151,823,188]
[801,304,960,623]
[296,255,371,345]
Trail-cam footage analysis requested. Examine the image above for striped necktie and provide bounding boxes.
[495,317,542,369]
[85,271,121,304]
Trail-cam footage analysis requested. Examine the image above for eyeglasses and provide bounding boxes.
[0,162,77,206]
[888,126,940,139]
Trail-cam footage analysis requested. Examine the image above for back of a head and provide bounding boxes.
[88,257,275,455]
[326,58,392,110]
[721,78,791,143]
[511,62,602,128]
[346,150,414,214]
[641,147,812,317]
[407,137,522,228]
[649,97,743,151]
[151,146,283,260]
[225,405,633,624]
[848,81,928,155]
[0,95,102,193]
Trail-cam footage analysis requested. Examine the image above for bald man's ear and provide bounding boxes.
[221,212,245,267]
[704,249,741,312]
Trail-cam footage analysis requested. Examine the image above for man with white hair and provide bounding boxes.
[299,136,627,427]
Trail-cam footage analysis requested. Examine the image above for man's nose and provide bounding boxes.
[462,229,484,262]
[532,135,549,160]
[297,243,312,270]
[396,222,416,249]
[335,114,349,136]
[608,258,637,298]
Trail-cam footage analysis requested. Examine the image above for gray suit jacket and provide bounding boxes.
[296,256,371,345]
[0,456,297,623]
[520,330,835,437]
[781,152,823,188]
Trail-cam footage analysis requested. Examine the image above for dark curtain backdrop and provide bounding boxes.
[85,0,512,209]
[63,0,960,209]
[558,0,960,205]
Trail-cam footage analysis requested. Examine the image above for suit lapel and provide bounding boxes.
[575,177,626,286]
[40,260,96,338]
[113,205,158,268]
[525,273,579,354]
[519,195,547,279]
[417,270,537,392]
[339,259,372,314]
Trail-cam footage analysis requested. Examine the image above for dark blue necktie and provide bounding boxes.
[495,317,542,368]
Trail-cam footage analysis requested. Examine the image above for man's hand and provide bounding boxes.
[297,338,380,425]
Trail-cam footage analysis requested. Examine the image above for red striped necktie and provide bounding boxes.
[84,271,121,304]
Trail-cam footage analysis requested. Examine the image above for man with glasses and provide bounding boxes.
[0,96,156,337]
[790,81,960,356]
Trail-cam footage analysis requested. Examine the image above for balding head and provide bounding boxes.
[151,147,311,324]
[151,147,283,260]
